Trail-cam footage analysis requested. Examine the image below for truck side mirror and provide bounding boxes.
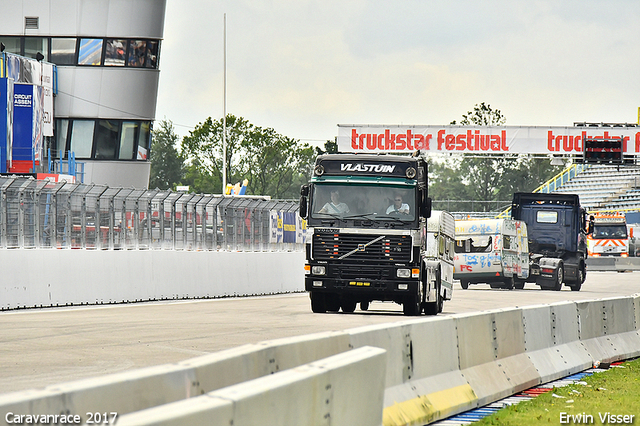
[421,196,432,218]
[299,196,308,218]
[299,185,309,218]
[588,215,594,234]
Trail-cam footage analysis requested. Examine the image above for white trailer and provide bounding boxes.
[454,218,529,290]
[424,210,455,313]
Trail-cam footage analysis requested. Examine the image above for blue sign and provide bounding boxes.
[13,83,34,162]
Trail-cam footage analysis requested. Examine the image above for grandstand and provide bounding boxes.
[552,164,640,212]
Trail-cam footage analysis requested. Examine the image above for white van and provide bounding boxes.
[454,218,529,290]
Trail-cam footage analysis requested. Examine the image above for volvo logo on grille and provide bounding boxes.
[315,228,339,234]
[357,244,366,251]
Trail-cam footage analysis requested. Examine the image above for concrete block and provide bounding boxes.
[0,364,198,426]
[522,303,591,384]
[455,312,496,370]
[117,347,386,426]
[180,331,351,393]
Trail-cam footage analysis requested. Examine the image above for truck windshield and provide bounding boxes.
[310,184,416,221]
[593,224,627,239]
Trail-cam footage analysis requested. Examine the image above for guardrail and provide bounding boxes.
[0,176,303,252]
[2,295,639,426]
[587,257,640,271]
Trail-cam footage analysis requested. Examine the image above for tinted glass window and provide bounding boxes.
[0,37,21,54]
[120,122,138,160]
[94,120,120,159]
[50,38,76,65]
[537,211,558,224]
[69,120,95,158]
[78,38,103,65]
[146,41,158,68]
[137,122,150,159]
[24,37,48,61]
[55,119,69,158]
[104,39,126,66]
[128,40,146,67]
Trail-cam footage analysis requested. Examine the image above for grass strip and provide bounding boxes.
[475,358,640,425]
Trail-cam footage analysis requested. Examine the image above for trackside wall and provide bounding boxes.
[0,250,305,310]
[1,295,639,426]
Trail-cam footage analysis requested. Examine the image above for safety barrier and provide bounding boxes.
[586,256,640,271]
[0,250,305,310]
[1,295,639,426]
[0,176,302,252]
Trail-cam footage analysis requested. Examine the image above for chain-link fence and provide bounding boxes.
[0,176,304,251]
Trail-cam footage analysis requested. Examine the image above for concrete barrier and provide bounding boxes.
[0,250,305,310]
[454,309,538,407]
[521,303,591,384]
[2,296,640,426]
[364,317,475,426]
[115,346,387,426]
[587,257,640,271]
[577,297,640,363]
[0,331,350,426]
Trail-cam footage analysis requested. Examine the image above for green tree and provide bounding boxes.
[454,103,514,211]
[181,115,250,192]
[315,139,338,155]
[181,115,315,198]
[432,103,565,212]
[181,160,220,194]
[239,126,315,198]
[149,120,184,190]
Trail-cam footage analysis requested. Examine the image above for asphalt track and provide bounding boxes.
[1,271,638,394]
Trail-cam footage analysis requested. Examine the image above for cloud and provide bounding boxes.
[156,0,640,142]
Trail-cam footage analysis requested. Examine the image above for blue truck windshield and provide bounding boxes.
[310,184,416,222]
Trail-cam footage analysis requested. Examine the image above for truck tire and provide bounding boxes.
[341,298,357,313]
[514,278,525,289]
[310,292,326,313]
[570,264,585,291]
[360,301,370,311]
[424,271,442,315]
[553,263,564,291]
[460,279,469,289]
[326,294,341,312]
[503,276,515,290]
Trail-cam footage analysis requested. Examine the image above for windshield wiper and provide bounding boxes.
[343,213,378,220]
[316,212,343,220]
[377,215,413,223]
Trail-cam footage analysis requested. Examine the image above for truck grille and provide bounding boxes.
[312,233,412,262]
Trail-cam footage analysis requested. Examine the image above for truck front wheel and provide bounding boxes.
[403,296,422,316]
[341,298,357,313]
[310,292,326,313]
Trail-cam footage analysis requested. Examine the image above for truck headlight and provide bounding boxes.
[312,266,326,275]
[398,283,409,290]
[397,268,411,278]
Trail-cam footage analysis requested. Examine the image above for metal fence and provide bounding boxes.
[0,176,303,251]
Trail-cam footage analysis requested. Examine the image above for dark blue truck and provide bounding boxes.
[511,192,591,291]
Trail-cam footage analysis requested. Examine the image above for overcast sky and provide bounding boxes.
[155,0,640,145]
